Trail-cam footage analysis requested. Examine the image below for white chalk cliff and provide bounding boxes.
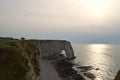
[39,40,75,59]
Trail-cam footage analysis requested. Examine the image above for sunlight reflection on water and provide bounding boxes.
[72,44,117,80]
[88,44,110,65]
[89,44,108,54]
[88,44,110,80]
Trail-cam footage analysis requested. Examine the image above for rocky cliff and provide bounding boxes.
[0,40,41,80]
[39,40,75,59]
[0,39,75,80]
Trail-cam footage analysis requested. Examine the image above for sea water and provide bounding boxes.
[72,44,120,80]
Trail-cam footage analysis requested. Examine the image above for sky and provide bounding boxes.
[0,0,120,43]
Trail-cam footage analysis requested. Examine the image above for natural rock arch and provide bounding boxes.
[39,40,75,59]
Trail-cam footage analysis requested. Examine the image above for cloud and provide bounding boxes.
[0,0,120,43]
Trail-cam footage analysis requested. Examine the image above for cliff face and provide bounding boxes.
[40,40,75,59]
[21,40,41,80]
[0,39,75,80]
[0,40,41,80]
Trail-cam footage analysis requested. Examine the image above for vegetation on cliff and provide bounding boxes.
[0,40,29,80]
[0,39,41,80]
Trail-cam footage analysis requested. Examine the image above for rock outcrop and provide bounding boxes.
[114,70,120,80]
[40,40,75,59]
[21,40,41,80]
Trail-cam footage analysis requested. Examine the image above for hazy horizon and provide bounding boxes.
[0,0,120,44]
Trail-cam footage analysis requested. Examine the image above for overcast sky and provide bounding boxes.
[0,0,120,43]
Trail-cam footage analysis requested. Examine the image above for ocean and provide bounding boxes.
[72,44,120,80]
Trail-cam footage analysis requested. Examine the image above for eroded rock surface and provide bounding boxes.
[40,40,75,59]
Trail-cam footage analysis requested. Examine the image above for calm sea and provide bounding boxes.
[72,44,120,80]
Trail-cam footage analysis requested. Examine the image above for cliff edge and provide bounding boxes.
[0,40,41,80]
[0,39,75,80]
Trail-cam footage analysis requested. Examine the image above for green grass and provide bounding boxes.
[0,40,29,80]
[20,40,40,76]
[0,39,41,80]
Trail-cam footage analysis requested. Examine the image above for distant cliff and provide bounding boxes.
[39,40,75,59]
[0,39,75,80]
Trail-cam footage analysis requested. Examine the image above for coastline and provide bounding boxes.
[52,59,85,80]
[40,56,97,80]
[40,56,85,80]
[0,38,120,80]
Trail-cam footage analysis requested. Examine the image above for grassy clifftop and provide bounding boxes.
[0,40,41,80]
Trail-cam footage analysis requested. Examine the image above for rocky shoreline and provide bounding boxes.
[46,56,97,80]
[52,59,85,80]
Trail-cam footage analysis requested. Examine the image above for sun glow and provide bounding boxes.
[76,0,113,16]
[89,44,107,53]
[88,44,110,66]
[88,44,110,80]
